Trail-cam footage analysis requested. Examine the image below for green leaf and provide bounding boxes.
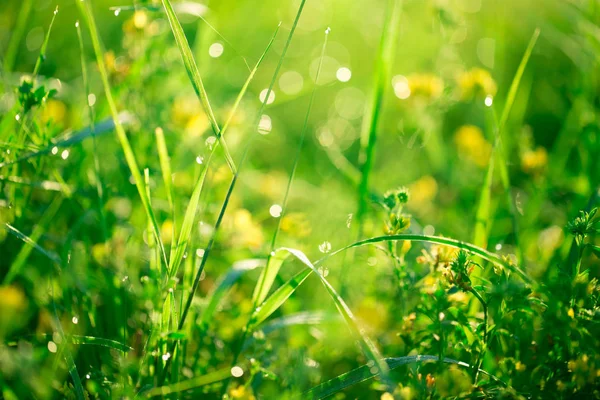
[143,367,230,398]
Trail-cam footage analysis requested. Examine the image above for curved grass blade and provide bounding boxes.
[200,258,264,329]
[260,311,342,335]
[160,0,236,173]
[3,196,62,284]
[0,175,73,193]
[69,335,133,352]
[0,113,134,169]
[249,267,313,329]
[250,247,394,393]
[76,0,167,269]
[3,0,33,73]
[143,367,230,398]
[32,6,59,78]
[320,234,532,284]
[252,247,290,306]
[304,355,504,399]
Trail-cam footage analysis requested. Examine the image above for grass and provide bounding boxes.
[1,0,600,399]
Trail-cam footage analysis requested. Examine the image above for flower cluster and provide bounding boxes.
[382,187,411,235]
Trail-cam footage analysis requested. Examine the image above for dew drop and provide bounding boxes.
[51,146,58,155]
[259,89,275,105]
[114,8,121,16]
[231,366,244,377]
[88,93,96,107]
[85,374,91,379]
[495,243,502,251]
[196,248,205,258]
[195,156,204,164]
[319,241,332,254]
[485,95,493,107]
[208,42,224,58]
[346,213,353,228]
[61,149,69,160]
[72,316,79,324]
[47,341,57,353]
[318,266,329,277]
[269,204,282,218]
[15,114,20,121]
[162,352,171,361]
[336,67,352,82]
[205,136,216,150]
[258,114,272,135]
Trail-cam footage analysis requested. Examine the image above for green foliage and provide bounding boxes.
[1,0,600,399]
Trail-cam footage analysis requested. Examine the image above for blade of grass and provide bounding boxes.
[0,175,73,193]
[4,223,62,267]
[76,18,108,244]
[249,247,394,393]
[76,0,168,270]
[2,0,33,73]
[472,28,540,250]
[304,355,504,399]
[32,6,59,78]
[356,0,402,234]
[143,367,230,398]
[158,22,283,383]
[3,196,63,284]
[253,27,329,309]
[320,234,532,284]
[160,0,236,174]
[155,127,177,264]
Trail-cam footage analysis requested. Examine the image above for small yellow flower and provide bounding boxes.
[381,393,394,400]
[515,361,527,372]
[133,11,148,29]
[185,113,210,138]
[407,73,444,100]
[41,99,67,126]
[280,212,312,238]
[407,175,438,204]
[454,125,492,168]
[521,147,547,174]
[229,385,256,400]
[568,308,575,319]
[457,68,497,99]
[161,220,174,245]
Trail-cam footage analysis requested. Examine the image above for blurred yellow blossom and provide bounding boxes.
[229,385,255,400]
[185,113,210,138]
[521,147,547,174]
[226,209,264,250]
[41,99,67,126]
[0,285,28,338]
[454,125,492,167]
[381,393,394,400]
[356,298,389,332]
[457,68,497,99]
[161,220,174,245]
[407,175,438,204]
[407,73,444,100]
[280,212,312,238]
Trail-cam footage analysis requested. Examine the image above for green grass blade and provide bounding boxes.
[252,250,290,305]
[319,234,532,284]
[2,0,33,73]
[76,0,168,269]
[250,247,393,392]
[304,355,503,399]
[4,223,62,267]
[3,196,62,284]
[253,28,329,308]
[69,335,133,352]
[472,28,540,251]
[32,6,59,77]
[160,0,236,174]
[168,154,210,278]
[155,127,174,211]
[0,175,73,193]
[356,0,402,232]
[201,259,264,329]
[144,367,230,397]
[249,267,313,329]
[260,311,342,335]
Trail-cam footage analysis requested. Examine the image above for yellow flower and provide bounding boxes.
[407,175,438,204]
[454,125,492,168]
[381,393,394,400]
[227,209,264,250]
[171,95,201,126]
[185,113,210,138]
[92,242,110,265]
[515,361,527,372]
[521,147,547,174]
[0,286,28,338]
[457,68,497,99]
[161,220,174,245]
[41,99,67,126]
[229,385,255,400]
[407,73,444,100]
[280,212,312,238]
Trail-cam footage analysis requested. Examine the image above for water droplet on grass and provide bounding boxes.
[205,136,216,150]
[319,241,331,254]
[47,341,57,353]
[258,115,272,135]
[114,8,121,16]
[162,353,171,361]
[336,67,352,82]
[269,204,282,218]
[485,95,493,107]
[61,149,69,160]
[318,267,329,277]
[231,366,244,377]
[259,89,275,105]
